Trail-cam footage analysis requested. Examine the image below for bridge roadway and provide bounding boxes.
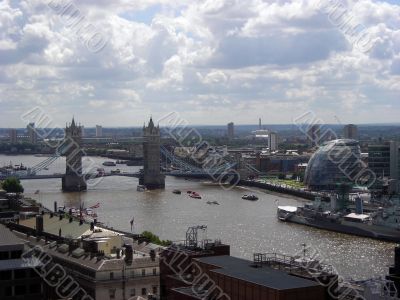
[0,171,232,180]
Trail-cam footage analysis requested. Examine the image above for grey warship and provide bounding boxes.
[277,194,400,243]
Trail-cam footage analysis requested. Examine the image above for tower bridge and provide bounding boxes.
[1,117,241,191]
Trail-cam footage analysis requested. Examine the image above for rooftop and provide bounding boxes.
[19,214,91,239]
[0,224,24,248]
[194,255,321,290]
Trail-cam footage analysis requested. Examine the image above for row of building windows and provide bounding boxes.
[0,250,22,260]
[109,286,158,299]
[109,268,158,280]
[0,269,39,280]
[1,283,42,296]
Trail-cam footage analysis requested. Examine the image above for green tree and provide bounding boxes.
[1,177,24,193]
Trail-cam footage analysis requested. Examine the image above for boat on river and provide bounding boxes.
[277,195,400,243]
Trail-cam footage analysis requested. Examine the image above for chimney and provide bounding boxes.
[36,215,43,236]
[125,245,133,265]
[150,249,156,261]
[54,201,57,213]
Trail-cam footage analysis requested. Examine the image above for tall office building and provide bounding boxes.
[81,125,85,137]
[259,118,262,130]
[95,125,103,137]
[269,132,278,151]
[343,124,358,140]
[227,122,234,139]
[307,124,320,147]
[0,224,44,300]
[27,122,38,144]
[368,141,400,192]
[9,129,17,143]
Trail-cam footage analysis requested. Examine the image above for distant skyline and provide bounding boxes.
[1,0,399,127]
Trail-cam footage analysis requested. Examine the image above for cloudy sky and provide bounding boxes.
[1,0,399,127]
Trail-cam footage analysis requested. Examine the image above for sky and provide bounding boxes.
[0,0,399,127]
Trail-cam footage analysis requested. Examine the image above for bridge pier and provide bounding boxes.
[62,118,87,192]
[62,175,87,192]
[141,118,165,190]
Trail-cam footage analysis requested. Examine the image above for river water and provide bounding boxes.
[0,154,395,280]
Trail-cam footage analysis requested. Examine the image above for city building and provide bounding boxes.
[0,224,44,300]
[268,131,278,151]
[343,124,358,140]
[307,124,320,147]
[304,139,362,190]
[227,122,234,139]
[9,129,17,143]
[160,226,336,300]
[96,125,103,137]
[81,125,85,137]
[11,214,161,300]
[27,123,38,144]
[368,141,400,193]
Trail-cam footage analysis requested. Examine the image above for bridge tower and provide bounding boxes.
[62,117,87,192]
[139,117,165,189]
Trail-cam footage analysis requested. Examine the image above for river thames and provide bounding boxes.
[1,154,395,280]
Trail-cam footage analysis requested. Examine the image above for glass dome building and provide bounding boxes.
[304,139,361,190]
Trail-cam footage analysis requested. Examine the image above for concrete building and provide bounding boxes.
[9,129,17,143]
[307,124,320,147]
[160,227,335,300]
[140,117,165,189]
[96,125,103,137]
[12,214,161,300]
[27,123,38,144]
[368,141,400,193]
[343,124,358,140]
[268,131,278,151]
[227,122,234,139]
[0,224,44,300]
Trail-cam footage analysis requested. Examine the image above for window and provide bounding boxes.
[152,286,158,294]
[110,272,114,280]
[130,288,135,296]
[29,284,41,294]
[10,250,22,259]
[15,285,27,296]
[0,251,9,260]
[0,270,12,280]
[5,286,12,296]
[109,289,116,299]
[141,269,145,276]
[153,268,157,275]
[141,288,147,296]
[14,269,26,279]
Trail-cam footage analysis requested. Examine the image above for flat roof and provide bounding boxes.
[0,258,42,271]
[19,214,91,239]
[0,224,24,247]
[195,256,321,290]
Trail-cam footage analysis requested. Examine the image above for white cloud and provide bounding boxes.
[0,0,399,126]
